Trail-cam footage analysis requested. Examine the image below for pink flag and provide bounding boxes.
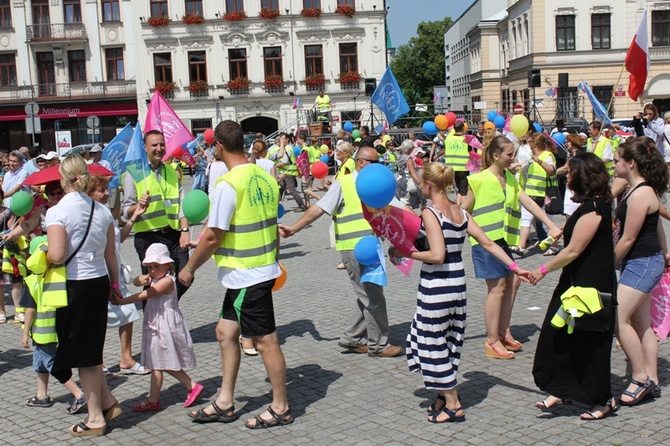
[625,9,649,102]
[503,115,511,133]
[362,204,421,257]
[463,134,483,151]
[292,96,300,110]
[296,149,310,180]
[145,91,194,161]
[651,268,670,339]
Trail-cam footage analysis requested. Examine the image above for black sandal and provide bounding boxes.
[580,398,619,420]
[428,406,465,423]
[427,394,446,414]
[244,406,294,429]
[189,401,237,423]
[620,377,653,406]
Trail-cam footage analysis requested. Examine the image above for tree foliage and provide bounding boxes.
[391,17,453,106]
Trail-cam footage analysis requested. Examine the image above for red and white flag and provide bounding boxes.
[625,9,649,102]
[145,91,194,161]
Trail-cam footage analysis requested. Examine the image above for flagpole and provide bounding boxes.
[596,62,627,142]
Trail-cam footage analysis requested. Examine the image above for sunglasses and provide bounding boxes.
[356,158,380,164]
[47,190,64,197]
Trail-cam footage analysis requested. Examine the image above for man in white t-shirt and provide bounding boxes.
[2,150,29,208]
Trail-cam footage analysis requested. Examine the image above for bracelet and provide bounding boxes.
[185,265,195,275]
[508,262,519,272]
[127,219,135,225]
[110,282,120,289]
[539,264,549,275]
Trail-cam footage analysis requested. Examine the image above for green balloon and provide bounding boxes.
[351,129,361,139]
[29,235,48,255]
[10,191,34,217]
[182,190,210,223]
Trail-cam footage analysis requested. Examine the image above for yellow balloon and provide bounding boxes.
[320,144,329,154]
[510,115,529,137]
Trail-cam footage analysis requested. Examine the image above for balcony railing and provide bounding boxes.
[227,86,250,97]
[189,89,209,99]
[26,23,87,42]
[340,81,361,91]
[0,80,136,102]
[264,85,285,95]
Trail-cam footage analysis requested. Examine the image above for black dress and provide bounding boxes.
[532,197,616,406]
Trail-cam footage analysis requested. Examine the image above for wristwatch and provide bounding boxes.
[181,227,189,232]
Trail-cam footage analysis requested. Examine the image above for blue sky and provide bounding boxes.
[386,0,475,47]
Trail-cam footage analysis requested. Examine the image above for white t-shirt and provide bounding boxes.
[208,164,280,289]
[207,161,228,197]
[317,170,404,217]
[45,192,114,280]
[2,167,29,207]
[255,158,275,177]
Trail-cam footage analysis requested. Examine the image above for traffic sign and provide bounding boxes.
[86,129,100,134]
[24,101,39,116]
[513,104,524,114]
[86,115,100,128]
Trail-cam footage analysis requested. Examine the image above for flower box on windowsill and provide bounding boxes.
[300,8,322,18]
[223,11,247,21]
[335,5,355,18]
[182,14,205,25]
[259,8,280,19]
[148,15,171,28]
[340,82,360,91]
[264,75,284,88]
[338,71,361,84]
[154,81,175,97]
[188,80,208,97]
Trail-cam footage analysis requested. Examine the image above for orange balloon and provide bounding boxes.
[434,114,449,130]
[484,121,495,130]
[272,263,287,291]
[462,122,468,132]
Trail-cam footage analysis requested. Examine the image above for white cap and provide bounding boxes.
[38,151,59,160]
[89,145,102,153]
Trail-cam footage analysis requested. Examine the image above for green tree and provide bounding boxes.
[391,17,453,106]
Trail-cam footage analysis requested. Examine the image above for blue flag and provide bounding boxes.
[577,80,612,125]
[370,67,410,125]
[360,238,387,286]
[103,123,133,189]
[124,124,150,183]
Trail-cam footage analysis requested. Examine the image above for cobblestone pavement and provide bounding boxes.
[1,178,670,445]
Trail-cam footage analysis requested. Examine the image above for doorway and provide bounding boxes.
[241,116,278,138]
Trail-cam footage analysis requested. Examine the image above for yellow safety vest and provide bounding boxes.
[276,146,299,177]
[333,175,374,251]
[133,163,181,233]
[2,239,27,278]
[335,158,355,181]
[316,94,331,111]
[213,164,278,269]
[524,151,554,197]
[26,273,58,344]
[443,134,469,172]
[467,169,521,246]
[587,136,614,176]
[551,286,604,334]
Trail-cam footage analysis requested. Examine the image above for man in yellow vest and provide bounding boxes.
[312,89,331,123]
[177,120,292,429]
[587,120,614,177]
[443,121,470,205]
[279,146,404,358]
[270,133,306,212]
[121,130,191,298]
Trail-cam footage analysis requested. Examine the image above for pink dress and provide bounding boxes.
[140,275,196,371]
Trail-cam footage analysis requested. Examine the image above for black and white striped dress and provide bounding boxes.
[407,206,468,390]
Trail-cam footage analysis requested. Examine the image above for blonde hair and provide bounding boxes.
[335,141,354,159]
[481,128,497,150]
[421,162,454,193]
[86,175,110,196]
[59,154,90,192]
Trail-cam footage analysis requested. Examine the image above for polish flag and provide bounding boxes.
[625,9,649,102]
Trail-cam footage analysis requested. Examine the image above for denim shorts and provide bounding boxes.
[472,239,513,280]
[33,343,57,374]
[620,252,665,294]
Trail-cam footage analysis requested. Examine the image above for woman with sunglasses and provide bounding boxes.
[2,181,65,242]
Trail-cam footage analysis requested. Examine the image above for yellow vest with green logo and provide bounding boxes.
[306,145,320,164]
[333,174,374,251]
[443,134,469,172]
[26,273,58,344]
[316,94,331,111]
[587,136,614,176]
[467,169,521,246]
[277,146,299,177]
[133,164,181,233]
[524,151,554,197]
[213,164,278,269]
[335,158,355,181]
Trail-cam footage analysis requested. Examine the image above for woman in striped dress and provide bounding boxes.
[389,163,532,423]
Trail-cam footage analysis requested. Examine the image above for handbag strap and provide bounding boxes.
[63,199,95,267]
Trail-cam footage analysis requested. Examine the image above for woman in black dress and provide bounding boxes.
[530,152,617,420]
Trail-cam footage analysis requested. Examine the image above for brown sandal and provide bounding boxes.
[244,406,294,429]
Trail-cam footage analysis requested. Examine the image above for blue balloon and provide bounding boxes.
[354,236,380,266]
[551,132,566,145]
[278,204,285,219]
[532,122,543,133]
[487,110,498,122]
[355,163,396,209]
[494,115,505,129]
[343,121,354,132]
[422,121,438,136]
[320,154,329,163]
[293,146,301,157]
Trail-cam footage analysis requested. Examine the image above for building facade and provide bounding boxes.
[0,0,388,152]
[446,0,670,125]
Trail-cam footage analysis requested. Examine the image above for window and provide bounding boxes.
[105,48,124,80]
[191,119,212,137]
[263,47,282,77]
[0,0,11,28]
[337,0,354,6]
[228,49,247,79]
[304,45,323,76]
[652,10,670,47]
[303,0,320,8]
[592,85,613,118]
[591,13,610,49]
[150,0,168,18]
[339,43,357,73]
[261,0,278,10]
[153,52,172,82]
[184,0,202,16]
[102,0,120,22]
[0,53,16,86]
[68,50,86,82]
[63,0,81,23]
[556,15,575,51]
[188,51,206,82]
[226,0,244,13]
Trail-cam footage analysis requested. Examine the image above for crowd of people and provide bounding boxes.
[2,104,670,436]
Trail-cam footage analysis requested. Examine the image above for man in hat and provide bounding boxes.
[88,145,111,170]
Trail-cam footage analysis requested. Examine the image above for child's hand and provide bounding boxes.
[21,332,30,349]
[137,274,151,286]
[110,288,124,305]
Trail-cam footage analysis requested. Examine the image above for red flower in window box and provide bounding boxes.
[300,8,322,18]
[182,13,205,25]
[264,75,284,88]
[259,8,280,19]
[338,71,360,84]
[155,81,175,95]
[227,77,250,90]
[188,80,208,92]
[305,73,326,86]
[147,15,171,28]
[223,11,247,21]
[335,5,355,18]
